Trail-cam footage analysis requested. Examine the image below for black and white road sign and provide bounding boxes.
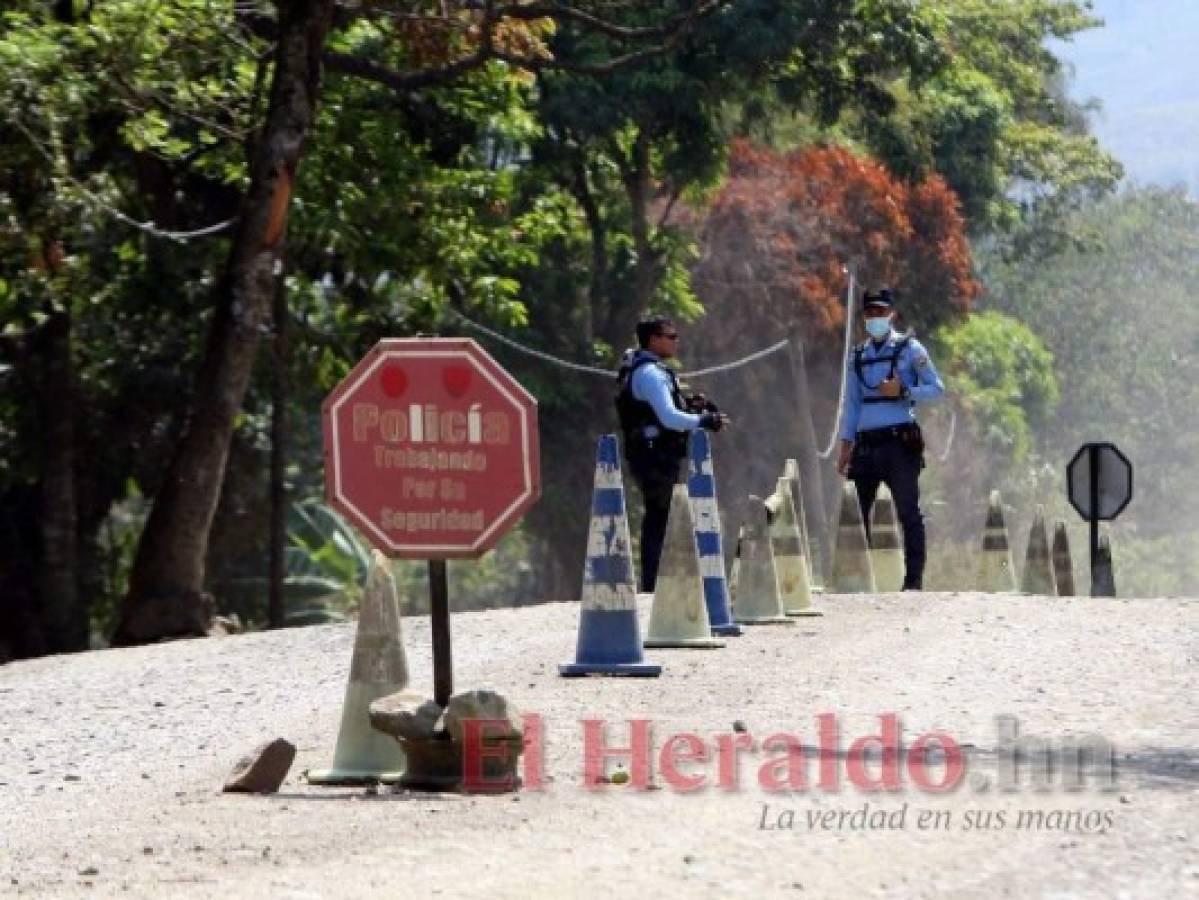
[1067,442,1133,521]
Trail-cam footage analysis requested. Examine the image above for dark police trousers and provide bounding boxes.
[626,443,683,593]
[848,425,926,589]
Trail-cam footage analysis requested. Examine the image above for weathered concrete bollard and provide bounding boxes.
[869,484,905,593]
[645,485,725,648]
[732,496,794,625]
[1052,521,1075,597]
[1092,534,1117,597]
[1021,506,1057,596]
[767,477,820,616]
[783,458,823,591]
[978,490,1017,593]
[831,481,876,593]
[308,551,409,786]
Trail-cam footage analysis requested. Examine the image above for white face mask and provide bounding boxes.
[864,317,892,340]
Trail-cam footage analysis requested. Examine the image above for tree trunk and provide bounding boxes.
[268,273,289,629]
[35,310,85,652]
[604,128,660,349]
[626,131,657,313]
[111,0,336,646]
[570,158,606,344]
[0,486,47,662]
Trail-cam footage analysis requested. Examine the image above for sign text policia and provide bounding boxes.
[322,338,541,559]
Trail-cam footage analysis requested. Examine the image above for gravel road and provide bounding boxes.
[1,591,1196,899]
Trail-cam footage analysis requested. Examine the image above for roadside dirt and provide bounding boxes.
[1,592,1195,898]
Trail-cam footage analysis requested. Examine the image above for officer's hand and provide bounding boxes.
[879,376,902,398]
[837,441,853,477]
[698,412,727,432]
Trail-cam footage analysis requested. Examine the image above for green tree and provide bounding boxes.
[934,310,1059,463]
[979,187,1199,548]
[852,0,1122,242]
[0,0,247,655]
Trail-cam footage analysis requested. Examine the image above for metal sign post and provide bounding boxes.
[1066,442,1133,596]
[429,559,452,706]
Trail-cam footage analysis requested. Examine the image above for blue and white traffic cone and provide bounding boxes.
[560,434,662,677]
[686,431,742,636]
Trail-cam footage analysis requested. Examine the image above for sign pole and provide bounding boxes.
[1088,444,1100,596]
[429,559,453,706]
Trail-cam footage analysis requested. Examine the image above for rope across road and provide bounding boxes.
[445,278,957,463]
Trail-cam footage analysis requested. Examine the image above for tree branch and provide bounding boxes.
[493,0,731,41]
[325,0,733,89]
[657,183,683,230]
[325,47,490,90]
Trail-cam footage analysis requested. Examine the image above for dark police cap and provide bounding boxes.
[862,288,894,310]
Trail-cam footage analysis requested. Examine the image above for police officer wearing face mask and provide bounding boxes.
[616,316,727,592]
[836,289,945,590]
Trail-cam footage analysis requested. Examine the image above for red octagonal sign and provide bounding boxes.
[322,338,540,558]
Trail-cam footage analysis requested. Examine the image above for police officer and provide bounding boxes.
[616,316,726,592]
[836,289,945,590]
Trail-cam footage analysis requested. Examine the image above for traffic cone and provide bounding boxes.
[307,550,410,785]
[831,481,876,593]
[870,484,905,592]
[1020,506,1057,596]
[978,490,1017,593]
[687,431,742,636]
[1052,521,1075,597]
[767,477,821,616]
[783,459,823,591]
[1092,534,1116,597]
[644,485,726,648]
[560,434,661,676]
[732,496,794,625]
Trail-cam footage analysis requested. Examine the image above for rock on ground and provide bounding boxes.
[222,738,296,794]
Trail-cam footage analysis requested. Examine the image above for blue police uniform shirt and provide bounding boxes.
[629,351,703,436]
[838,328,945,440]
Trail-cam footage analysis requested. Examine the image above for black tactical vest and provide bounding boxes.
[615,350,689,458]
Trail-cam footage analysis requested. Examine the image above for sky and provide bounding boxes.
[1054,0,1199,193]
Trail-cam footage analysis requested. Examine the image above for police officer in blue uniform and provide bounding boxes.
[616,316,726,592]
[836,289,945,590]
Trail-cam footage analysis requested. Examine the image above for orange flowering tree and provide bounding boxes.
[690,140,978,357]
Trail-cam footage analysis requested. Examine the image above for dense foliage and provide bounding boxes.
[2,0,1168,658]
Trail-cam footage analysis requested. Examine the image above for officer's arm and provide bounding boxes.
[632,366,703,431]
[905,341,945,402]
[838,355,862,441]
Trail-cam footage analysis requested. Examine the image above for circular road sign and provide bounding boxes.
[322,338,540,558]
[1067,442,1133,521]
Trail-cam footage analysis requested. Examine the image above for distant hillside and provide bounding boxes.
[1055,0,1199,192]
